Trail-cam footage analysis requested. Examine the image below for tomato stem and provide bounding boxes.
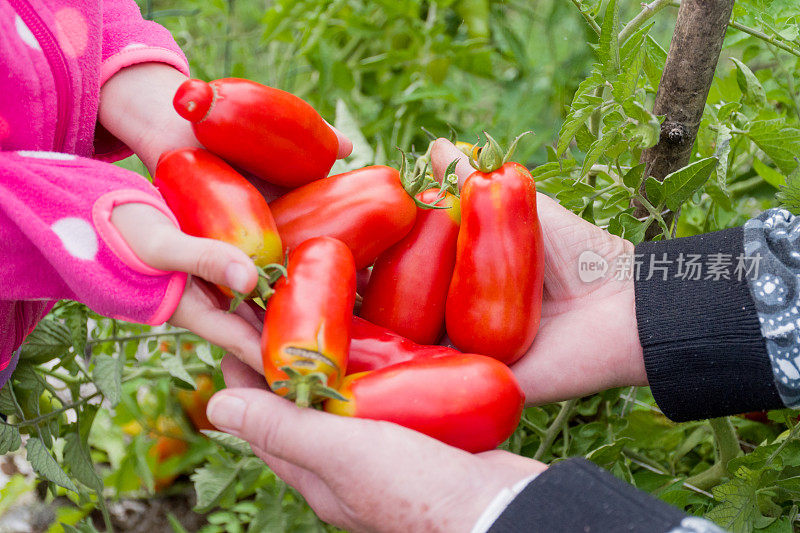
[273,367,348,408]
[471,131,533,173]
[397,149,449,209]
[420,126,437,141]
[228,263,287,311]
[228,291,247,312]
[256,277,275,301]
[295,381,311,408]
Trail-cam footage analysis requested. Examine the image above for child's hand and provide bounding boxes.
[111,203,264,369]
[99,63,353,174]
[99,64,355,368]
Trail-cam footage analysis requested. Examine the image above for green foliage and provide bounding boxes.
[5,0,800,531]
[653,157,719,212]
[777,166,800,213]
[20,318,73,365]
[26,437,78,493]
[150,0,599,164]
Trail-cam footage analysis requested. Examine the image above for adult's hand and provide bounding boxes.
[208,355,546,533]
[431,139,647,405]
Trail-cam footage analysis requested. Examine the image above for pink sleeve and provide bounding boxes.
[94,0,191,162]
[0,150,186,328]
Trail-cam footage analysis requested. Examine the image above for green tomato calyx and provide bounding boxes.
[471,131,533,173]
[273,367,347,408]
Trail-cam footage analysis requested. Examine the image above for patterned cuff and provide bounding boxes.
[744,209,800,407]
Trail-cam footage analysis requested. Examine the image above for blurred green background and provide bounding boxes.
[137,0,675,167]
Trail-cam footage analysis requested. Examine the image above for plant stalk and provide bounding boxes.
[568,0,602,35]
[619,0,673,42]
[534,399,578,461]
[684,417,742,490]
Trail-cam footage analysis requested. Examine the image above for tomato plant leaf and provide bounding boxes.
[730,58,766,107]
[64,432,103,492]
[26,437,78,492]
[65,304,88,359]
[62,519,101,533]
[192,461,242,513]
[644,176,664,208]
[20,319,72,365]
[92,354,121,406]
[622,98,660,148]
[585,438,631,469]
[162,353,197,389]
[747,119,800,174]
[12,363,43,395]
[704,466,769,533]
[0,387,16,416]
[580,125,622,177]
[0,423,22,454]
[603,188,631,209]
[530,161,573,181]
[556,180,595,211]
[598,0,620,79]
[776,164,800,214]
[248,488,287,532]
[753,158,786,189]
[557,70,604,156]
[202,430,254,456]
[575,123,596,153]
[713,124,733,195]
[614,23,650,101]
[705,181,733,212]
[660,157,718,211]
[618,213,648,244]
[78,404,98,443]
[195,343,215,367]
[643,35,666,89]
[167,513,191,533]
[623,163,646,190]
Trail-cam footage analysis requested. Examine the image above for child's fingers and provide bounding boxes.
[112,203,258,294]
[220,354,268,388]
[231,299,263,331]
[169,281,263,369]
[153,232,257,294]
[325,120,353,159]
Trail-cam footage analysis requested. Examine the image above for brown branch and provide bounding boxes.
[634,0,735,237]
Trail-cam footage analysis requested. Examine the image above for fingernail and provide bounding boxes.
[225,263,251,293]
[207,394,247,433]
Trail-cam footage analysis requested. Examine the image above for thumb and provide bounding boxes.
[325,120,353,159]
[430,138,474,188]
[112,203,258,294]
[206,388,345,475]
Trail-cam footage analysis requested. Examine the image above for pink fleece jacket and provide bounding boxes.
[0,0,191,381]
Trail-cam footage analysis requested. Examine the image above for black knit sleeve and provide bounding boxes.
[634,227,783,421]
[487,458,726,533]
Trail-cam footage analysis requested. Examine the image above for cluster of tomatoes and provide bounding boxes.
[155,77,545,453]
